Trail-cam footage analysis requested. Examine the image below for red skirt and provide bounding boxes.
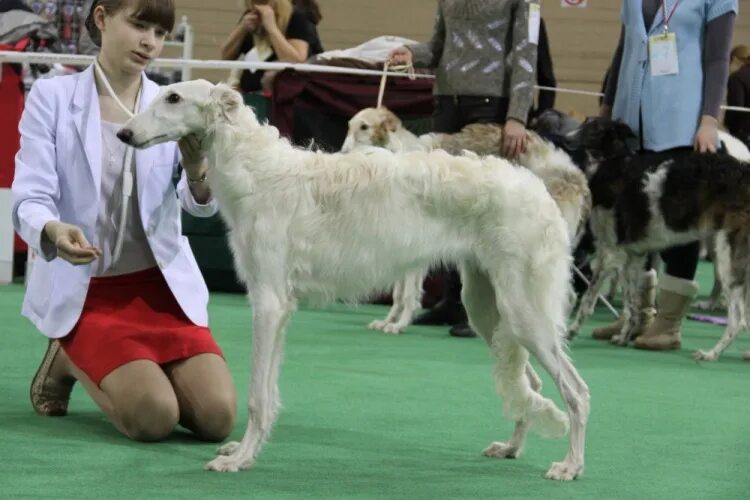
[60,267,223,385]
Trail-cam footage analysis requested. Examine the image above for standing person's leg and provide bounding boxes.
[634,148,700,350]
[447,97,510,338]
[413,96,468,327]
[634,241,700,350]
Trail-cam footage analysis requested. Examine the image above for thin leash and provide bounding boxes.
[376,60,416,108]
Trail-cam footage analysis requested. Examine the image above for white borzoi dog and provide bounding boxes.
[118,81,590,480]
[566,118,750,361]
[342,107,591,334]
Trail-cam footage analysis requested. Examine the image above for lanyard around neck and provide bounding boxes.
[660,0,680,32]
[93,59,143,266]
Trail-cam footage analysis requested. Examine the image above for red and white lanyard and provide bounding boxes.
[661,0,680,32]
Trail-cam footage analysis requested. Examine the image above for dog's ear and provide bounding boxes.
[372,121,390,147]
[210,84,243,123]
[382,109,401,132]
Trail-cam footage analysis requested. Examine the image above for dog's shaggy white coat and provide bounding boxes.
[120,80,590,480]
[343,107,591,334]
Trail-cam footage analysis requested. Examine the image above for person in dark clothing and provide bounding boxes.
[596,0,736,351]
[388,0,541,338]
[725,45,750,147]
[292,0,324,54]
[220,0,322,93]
[533,18,556,117]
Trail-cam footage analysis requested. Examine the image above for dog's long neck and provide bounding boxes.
[205,106,293,193]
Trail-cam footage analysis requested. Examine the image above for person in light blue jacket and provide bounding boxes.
[12,0,236,441]
[597,0,737,350]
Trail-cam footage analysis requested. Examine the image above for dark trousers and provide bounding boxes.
[433,95,510,133]
[432,95,511,305]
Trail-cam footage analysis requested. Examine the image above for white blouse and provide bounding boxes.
[93,120,157,276]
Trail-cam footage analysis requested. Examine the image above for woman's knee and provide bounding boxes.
[118,391,180,442]
[189,393,237,442]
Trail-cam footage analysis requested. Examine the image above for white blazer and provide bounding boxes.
[12,65,219,339]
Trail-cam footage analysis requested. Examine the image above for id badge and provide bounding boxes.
[528,3,540,45]
[649,32,679,76]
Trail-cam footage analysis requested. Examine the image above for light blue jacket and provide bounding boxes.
[612,0,737,151]
[12,66,218,338]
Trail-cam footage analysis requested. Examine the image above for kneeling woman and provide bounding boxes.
[12,0,236,442]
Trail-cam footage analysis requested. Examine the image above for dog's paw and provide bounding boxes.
[609,334,628,346]
[368,320,387,331]
[382,323,404,335]
[204,454,254,473]
[545,460,583,481]
[693,350,718,362]
[216,441,240,456]
[694,300,716,311]
[566,328,579,340]
[482,441,519,459]
[694,299,726,311]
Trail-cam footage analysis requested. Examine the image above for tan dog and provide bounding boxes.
[343,107,591,335]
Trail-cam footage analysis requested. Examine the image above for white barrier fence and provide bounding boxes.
[1,51,748,112]
[1,51,749,284]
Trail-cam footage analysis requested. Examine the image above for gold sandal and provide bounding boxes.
[30,340,75,416]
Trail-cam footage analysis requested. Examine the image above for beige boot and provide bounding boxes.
[592,270,657,340]
[634,273,699,351]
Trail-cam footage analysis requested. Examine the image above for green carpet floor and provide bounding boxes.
[1,262,749,499]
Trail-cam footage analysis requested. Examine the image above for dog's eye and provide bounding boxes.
[360,124,369,131]
[166,93,181,104]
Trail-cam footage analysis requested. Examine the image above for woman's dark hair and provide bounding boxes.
[293,0,321,25]
[85,0,176,47]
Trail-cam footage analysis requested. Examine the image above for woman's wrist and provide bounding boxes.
[700,115,718,127]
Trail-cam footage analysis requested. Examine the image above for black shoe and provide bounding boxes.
[449,322,477,338]
[413,300,467,326]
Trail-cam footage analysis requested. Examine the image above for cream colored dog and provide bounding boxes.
[119,80,590,480]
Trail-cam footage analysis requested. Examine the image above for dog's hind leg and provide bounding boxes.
[492,266,589,480]
[694,231,748,361]
[369,279,405,333]
[611,253,648,346]
[459,262,542,460]
[206,288,293,472]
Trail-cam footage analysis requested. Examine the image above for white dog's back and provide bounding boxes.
[222,139,567,302]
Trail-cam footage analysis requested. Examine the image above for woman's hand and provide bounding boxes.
[241,11,259,33]
[44,221,101,265]
[178,134,205,178]
[254,4,277,31]
[502,119,529,159]
[694,115,719,153]
[388,47,413,65]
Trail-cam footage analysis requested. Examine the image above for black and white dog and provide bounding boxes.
[567,118,750,361]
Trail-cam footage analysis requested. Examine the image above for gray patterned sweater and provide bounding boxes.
[408,0,539,124]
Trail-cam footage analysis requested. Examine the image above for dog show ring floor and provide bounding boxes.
[1,262,748,499]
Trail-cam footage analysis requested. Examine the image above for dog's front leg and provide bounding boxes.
[568,251,614,338]
[611,254,647,346]
[206,291,292,472]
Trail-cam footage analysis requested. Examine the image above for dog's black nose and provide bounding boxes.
[117,129,133,144]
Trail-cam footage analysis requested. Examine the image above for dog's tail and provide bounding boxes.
[492,340,570,439]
